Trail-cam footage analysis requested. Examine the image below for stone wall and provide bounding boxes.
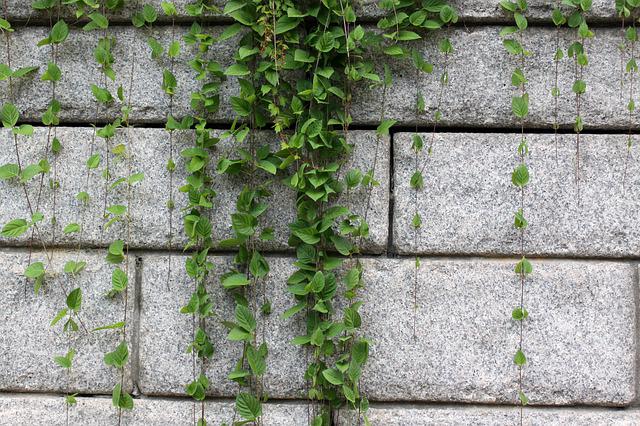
[1,1,638,425]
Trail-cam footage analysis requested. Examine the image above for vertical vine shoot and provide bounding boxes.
[616,0,640,189]
[565,0,594,200]
[500,0,532,421]
[377,0,458,339]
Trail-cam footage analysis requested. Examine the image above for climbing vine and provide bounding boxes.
[500,0,532,422]
[551,2,565,162]
[564,1,594,200]
[377,0,458,340]
[616,0,639,189]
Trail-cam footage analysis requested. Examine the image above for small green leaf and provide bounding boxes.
[1,219,29,237]
[63,223,81,234]
[514,349,527,366]
[236,392,262,421]
[66,288,82,312]
[222,273,251,289]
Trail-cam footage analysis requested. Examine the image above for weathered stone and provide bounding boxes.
[0,1,619,23]
[1,26,634,129]
[352,26,633,128]
[358,258,636,405]
[345,404,640,425]
[137,254,308,398]
[0,249,135,394]
[0,394,309,425]
[139,254,635,405]
[0,128,388,253]
[393,132,640,257]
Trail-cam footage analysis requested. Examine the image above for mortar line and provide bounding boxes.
[130,256,143,396]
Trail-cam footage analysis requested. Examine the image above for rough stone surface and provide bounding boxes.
[1,1,619,22]
[0,249,135,394]
[345,404,640,425]
[0,395,309,425]
[353,26,635,128]
[137,254,308,398]
[393,132,640,257]
[139,254,635,406]
[0,128,388,253]
[2,26,636,128]
[359,258,636,406]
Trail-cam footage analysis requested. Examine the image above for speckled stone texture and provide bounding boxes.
[352,26,635,128]
[0,395,309,425]
[0,249,135,394]
[138,254,635,406]
[0,128,388,253]
[393,132,640,257]
[359,258,636,406]
[0,1,618,23]
[1,26,635,129]
[343,404,640,425]
[137,254,308,398]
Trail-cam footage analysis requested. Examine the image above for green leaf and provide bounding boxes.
[511,94,529,118]
[64,260,86,275]
[410,171,424,190]
[66,288,82,312]
[142,4,158,23]
[225,64,250,76]
[322,368,344,385]
[91,85,113,103]
[86,153,100,169]
[572,79,587,94]
[1,219,29,237]
[111,383,134,410]
[111,268,128,294]
[515,257,533,275]
[25,261,45,278]
[93,321,126,331]
[249,251,269,278]
[1,103,19,128]
[0,163,19,180]
[512,307,529,321]
[222,273,250,289]
[54,348,75,369]
[511,164,530,187]
[63,223,81,234]
[104,341,129,368]
[275,16,300,35]
[514,349,527,366]
[281,302,306,320]
[235,304,256,333]
[376,119,396,137]
[50,20,69,44]
[236,392,262,421]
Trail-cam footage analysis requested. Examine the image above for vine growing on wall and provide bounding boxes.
[616,0,639,189]
[500,0,532,422]
[177,6,231,424]
[377,0,458,340]
[551,2,565,162]
[565,1,593,201]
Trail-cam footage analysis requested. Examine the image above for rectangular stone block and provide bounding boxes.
[0,394,308,425]
[359,258,636,405]
[139,254,634,406]
[0,128,388,253]
[0,249,135,394]
[1,26,632,129]
[352,26,632,129]
[392,132,640,257]
[0,1,618,23]
[346,404,640,425]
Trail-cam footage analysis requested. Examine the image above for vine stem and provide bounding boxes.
[623,20,636,194]
[166,16,176,292]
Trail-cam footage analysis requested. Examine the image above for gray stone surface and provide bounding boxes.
[353,26,636,128]
[0,25,239,124]
[139,254,635,406]
[0,249,135,394]
[393,132,640,257]
[137,254,308,398]
[0,394,309,425]
[0,128,388,253]
[345,404,640,425]
[359,258,636,405]
[1,1,619,23]
[2,26,637,129]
